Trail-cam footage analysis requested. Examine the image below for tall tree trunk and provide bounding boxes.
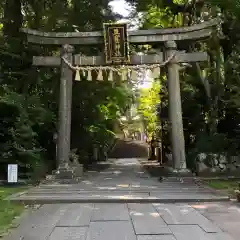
[2,0,29,94]
[3,0,22,37]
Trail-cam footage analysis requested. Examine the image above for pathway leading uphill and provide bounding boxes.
[108,139,148,159]
[4,152,239,240]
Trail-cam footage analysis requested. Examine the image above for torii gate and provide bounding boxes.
[21,19,218,178]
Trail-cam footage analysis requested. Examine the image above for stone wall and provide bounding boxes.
[196,153,240,175]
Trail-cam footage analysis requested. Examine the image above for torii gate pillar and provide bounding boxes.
[54,44,75,179]
[165,41,188,172]
[57,44,74,167]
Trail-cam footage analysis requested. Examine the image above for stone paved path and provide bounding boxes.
[108,139,148,158]
[4,202,239,240]
[9,158,228,203]
[4,158,239,239]
[193,202,240,240]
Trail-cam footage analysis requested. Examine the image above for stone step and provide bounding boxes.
[41,178,82,185]
[26,188,217,193]
[8,194,229,204]
[108,139,148,158]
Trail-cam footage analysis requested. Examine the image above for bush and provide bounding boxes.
[0,88,56,179]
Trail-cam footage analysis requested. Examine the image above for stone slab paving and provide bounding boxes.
[91,203,130,221]
[48,227,87,240]
[56,203,93,226]
[191,202,240,240]
[4,204,70,240]
[4,158,237,239]
[169,225,233,240]
[128,203,172,235]
[3,203,237,240]
[153,203,221,233]
[8,158,229,203]
[86,221,135,240]
[137,236,176,240]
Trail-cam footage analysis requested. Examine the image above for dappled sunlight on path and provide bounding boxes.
[8,157,229,203]
[5,159,237,240]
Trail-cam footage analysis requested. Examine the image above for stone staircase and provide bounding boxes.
[108,139,148,159]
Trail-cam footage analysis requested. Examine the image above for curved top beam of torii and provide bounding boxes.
[21,18,219,45]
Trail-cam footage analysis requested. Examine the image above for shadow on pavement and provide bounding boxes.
[139,159,169,177]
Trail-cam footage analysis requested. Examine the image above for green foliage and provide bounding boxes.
[3,0,240,177]
[0,87,55,178]
[206,180,239,198]
[71,81,132,163]
[0,187,26,235]
[130,0,240,170]
[0,0,133,177]
[138,81,160,136]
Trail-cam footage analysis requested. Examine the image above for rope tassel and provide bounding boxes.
[82,70,86,77]
[152,67,160,79]
[60,53,176,82]
[121,69,128,81]
[75,69,81,81]
[97,69,103,81]
[131,70,137,81]
[108,70,113,81]
[87,70,92,81]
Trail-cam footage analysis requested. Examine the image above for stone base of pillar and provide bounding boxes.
[164,167,193,177]
[172,168,192,176]
[53,168,74,179]
[72,164,84,177]
[52,163,83,180]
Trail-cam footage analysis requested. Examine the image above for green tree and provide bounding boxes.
[0,0,133,178]
[129,0,240,169]
[138,81,160,137]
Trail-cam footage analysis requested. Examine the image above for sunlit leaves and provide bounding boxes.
[138,81,160,135]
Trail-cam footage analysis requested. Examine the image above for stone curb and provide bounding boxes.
[197,176,240,180]
[5,190,28,200]
[0,180,36,186]
[8,196,230,204]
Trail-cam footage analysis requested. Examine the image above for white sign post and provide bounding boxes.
[8,164,18,183]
